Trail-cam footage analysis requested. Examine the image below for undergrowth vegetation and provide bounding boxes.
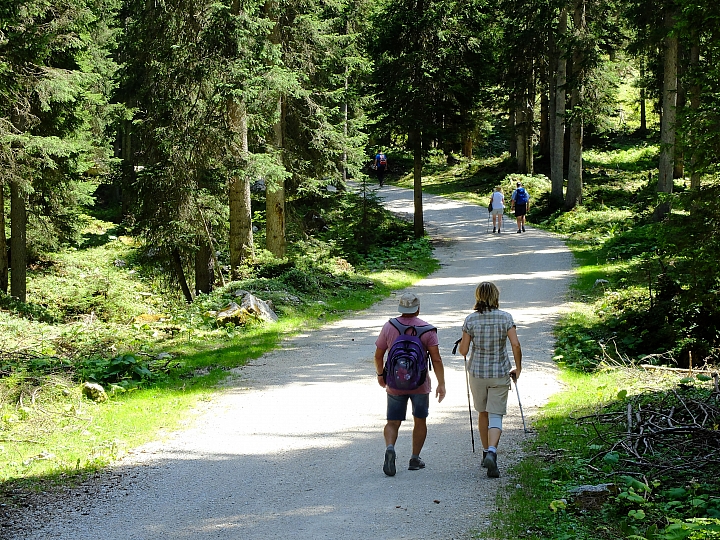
[487,368,720,540]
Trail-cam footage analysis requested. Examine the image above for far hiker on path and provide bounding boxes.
[489,186,505,234]
[458,282,522,478]
[374,292,446,477]
[374,149,388,187]
[510,181,530,233]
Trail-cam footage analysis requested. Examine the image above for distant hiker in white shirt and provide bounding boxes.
[489,186,505,234]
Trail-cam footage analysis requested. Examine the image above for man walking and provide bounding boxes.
[374,149,388,187]
[510,181,530,233]
[374,292,446,476]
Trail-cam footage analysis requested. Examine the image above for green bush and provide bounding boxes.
[76,354,161,388]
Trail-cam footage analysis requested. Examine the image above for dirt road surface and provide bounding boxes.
[8,185,574,540]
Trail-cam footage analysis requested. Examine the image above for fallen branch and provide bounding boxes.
[640,364,718,375]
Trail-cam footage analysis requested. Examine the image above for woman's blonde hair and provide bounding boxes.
[473,282,499,313]
[494,186,503,192]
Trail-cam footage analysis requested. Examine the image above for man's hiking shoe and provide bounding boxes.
[482,450,500,478]
[492,227,496,233]
[383,448,396,476]
[522,226,526,232]
[481,451,488,467]
[516,229,521,233]
[408,456,425,470]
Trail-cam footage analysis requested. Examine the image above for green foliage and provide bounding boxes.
[76,354,160,388]
[1,0,119,266]
[554,310,605,371]
[367,0,496,147]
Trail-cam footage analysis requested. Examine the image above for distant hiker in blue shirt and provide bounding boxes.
[374,150,388,187]
[510,181,530,233]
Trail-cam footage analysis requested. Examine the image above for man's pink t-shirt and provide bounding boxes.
[375,316,439,395]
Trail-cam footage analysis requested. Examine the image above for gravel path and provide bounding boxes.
[7,185,574,540]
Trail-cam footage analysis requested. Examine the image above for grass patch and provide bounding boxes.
[485,368,720,540]
[0,378,208,490]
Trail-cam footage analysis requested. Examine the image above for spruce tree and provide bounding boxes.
[0,0,118,301]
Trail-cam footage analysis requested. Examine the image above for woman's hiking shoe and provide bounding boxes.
[383,448,396,476]
[408,456,425,470]
[482,450,500,478]
[481,451,488,467]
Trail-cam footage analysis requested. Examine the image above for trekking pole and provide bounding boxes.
[511,373,529,434]
[453,338,475,452]
[464,355,476,451]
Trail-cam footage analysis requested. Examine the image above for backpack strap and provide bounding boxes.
[389,318,416,336]
[389,318,437,337]
[414,324,437,338]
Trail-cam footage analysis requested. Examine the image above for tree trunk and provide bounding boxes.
[411,130,424,238]
[539,72,550,160]
[508,110,517,158]
[343,57,349,183]
[195,239,213,295]
[228,100,254,277]
[689,39,701,189]
[655,11,677,220]
[550,7,567,208]
[264,1,286,258]
[673,61,685,179]
[266,95,286,257]
[516,107,527,174]
[566,92,583,210]
[10,181,27,302]
[565,0,584,211]
[549,60,557,175]
[121,119,134,218]
[0,182,7,294]
[172,248,193,304]
[525,87,535,175]
[639,59,647,135]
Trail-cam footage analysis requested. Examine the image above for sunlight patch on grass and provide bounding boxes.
[0,383,209,488]
[583,144,658,171]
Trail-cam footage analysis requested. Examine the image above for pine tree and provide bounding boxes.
[0,0,118,301]
[368,0,495,237]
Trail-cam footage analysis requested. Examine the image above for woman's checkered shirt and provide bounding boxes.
[462,308,515,378]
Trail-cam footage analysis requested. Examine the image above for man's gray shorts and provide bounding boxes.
[387,393,430,421]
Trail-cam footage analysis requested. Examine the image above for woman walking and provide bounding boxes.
[488,187,505,233]
[458,282,522,478]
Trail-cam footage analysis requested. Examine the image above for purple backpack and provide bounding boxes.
[384,318,436,391]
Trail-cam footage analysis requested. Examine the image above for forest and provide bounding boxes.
[2,0,720,538]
